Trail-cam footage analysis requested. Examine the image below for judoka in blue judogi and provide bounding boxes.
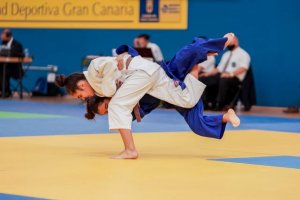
[106,35,240,139]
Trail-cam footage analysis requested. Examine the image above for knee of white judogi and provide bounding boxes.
[108,99,133,129]
[175,88,198,108]
[188,100,198,108]
[182,97,198,108]
[108,98,133,113]
[108,100,125,120]
[183,74,206,108]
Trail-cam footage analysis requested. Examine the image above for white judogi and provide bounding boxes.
[83,56,206,130]
[108,56,206,130]
[83,57,120,97]
[147,42,164,62]
[198,55,216,73]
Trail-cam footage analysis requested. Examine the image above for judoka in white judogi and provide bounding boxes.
[83,55,205,130]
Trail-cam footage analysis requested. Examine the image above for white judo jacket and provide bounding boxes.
[83,57,121,97]
[83,56,205,130]
[108,56,206,130]
[83,56,160,97]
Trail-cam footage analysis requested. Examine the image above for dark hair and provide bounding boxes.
[85,96,106,120]
[55,73,86,94]
[5,31,12,37]
[137,34,150,41]
[3,29,12,37]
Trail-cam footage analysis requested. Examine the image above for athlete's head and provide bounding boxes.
[55,73,94,100]
[136,34,150,48]
[227,35,239,51]
[85,96,111,120]
[1,29,12,43]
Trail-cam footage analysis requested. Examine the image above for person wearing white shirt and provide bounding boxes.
[197,55,216,109]
[199,36,251,110]
[134,34,164,62]
[197,36,216,76]
[198,55,216,74]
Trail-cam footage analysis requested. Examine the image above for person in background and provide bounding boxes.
[198,55,216,109]
[197,36,216,77]
[134,34,164,62]
[198,55,216,77]
[199,35,251,110]
[0,29,24,97]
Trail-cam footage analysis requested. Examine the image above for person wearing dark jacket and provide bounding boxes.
[0,29,24,97]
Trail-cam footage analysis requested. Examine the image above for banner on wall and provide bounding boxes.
[0,0,187,29]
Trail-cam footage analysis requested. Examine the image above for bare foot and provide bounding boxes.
[111,149,139,159]
[223,109,240,127]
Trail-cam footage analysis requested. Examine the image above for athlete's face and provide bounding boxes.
[138,38,148,47]
[71,80,94,101]
[1,29,11,42]
[97,98,111,115]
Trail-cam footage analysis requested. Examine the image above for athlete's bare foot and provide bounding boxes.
[111,149,139,159]
[222,108,240,127]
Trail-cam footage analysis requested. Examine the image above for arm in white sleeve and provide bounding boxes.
[238,51,251,70]
[87,58,119,97]
[151,43,164,62]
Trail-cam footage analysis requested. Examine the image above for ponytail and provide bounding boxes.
[55,73,86,94]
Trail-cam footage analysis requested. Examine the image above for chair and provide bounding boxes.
[229,66,256,111]
[11,65,30,98]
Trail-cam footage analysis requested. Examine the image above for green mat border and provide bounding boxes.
[0,111,67,119]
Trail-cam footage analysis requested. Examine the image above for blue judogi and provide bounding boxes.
[160,37,227,89]
[175,101,226,139]
[117,37,228,139]
[132,94,160,121]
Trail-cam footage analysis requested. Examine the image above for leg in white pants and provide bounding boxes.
[148,67,206,108]
[109,68,205,130]
[108,70,159,130]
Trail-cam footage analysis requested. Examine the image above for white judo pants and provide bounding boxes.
[108,68,206,130]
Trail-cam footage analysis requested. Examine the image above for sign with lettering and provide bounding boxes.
[0,0,187,29]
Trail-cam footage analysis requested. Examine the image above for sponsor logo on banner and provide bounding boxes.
[139,0,159,22]
[162,3,180,14]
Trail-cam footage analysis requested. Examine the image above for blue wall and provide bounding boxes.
[8,0,300,106]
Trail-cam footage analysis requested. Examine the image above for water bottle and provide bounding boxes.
[237,100,242,111]
[24,48,29,57]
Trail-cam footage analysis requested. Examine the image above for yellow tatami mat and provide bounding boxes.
[1,130,300,200]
